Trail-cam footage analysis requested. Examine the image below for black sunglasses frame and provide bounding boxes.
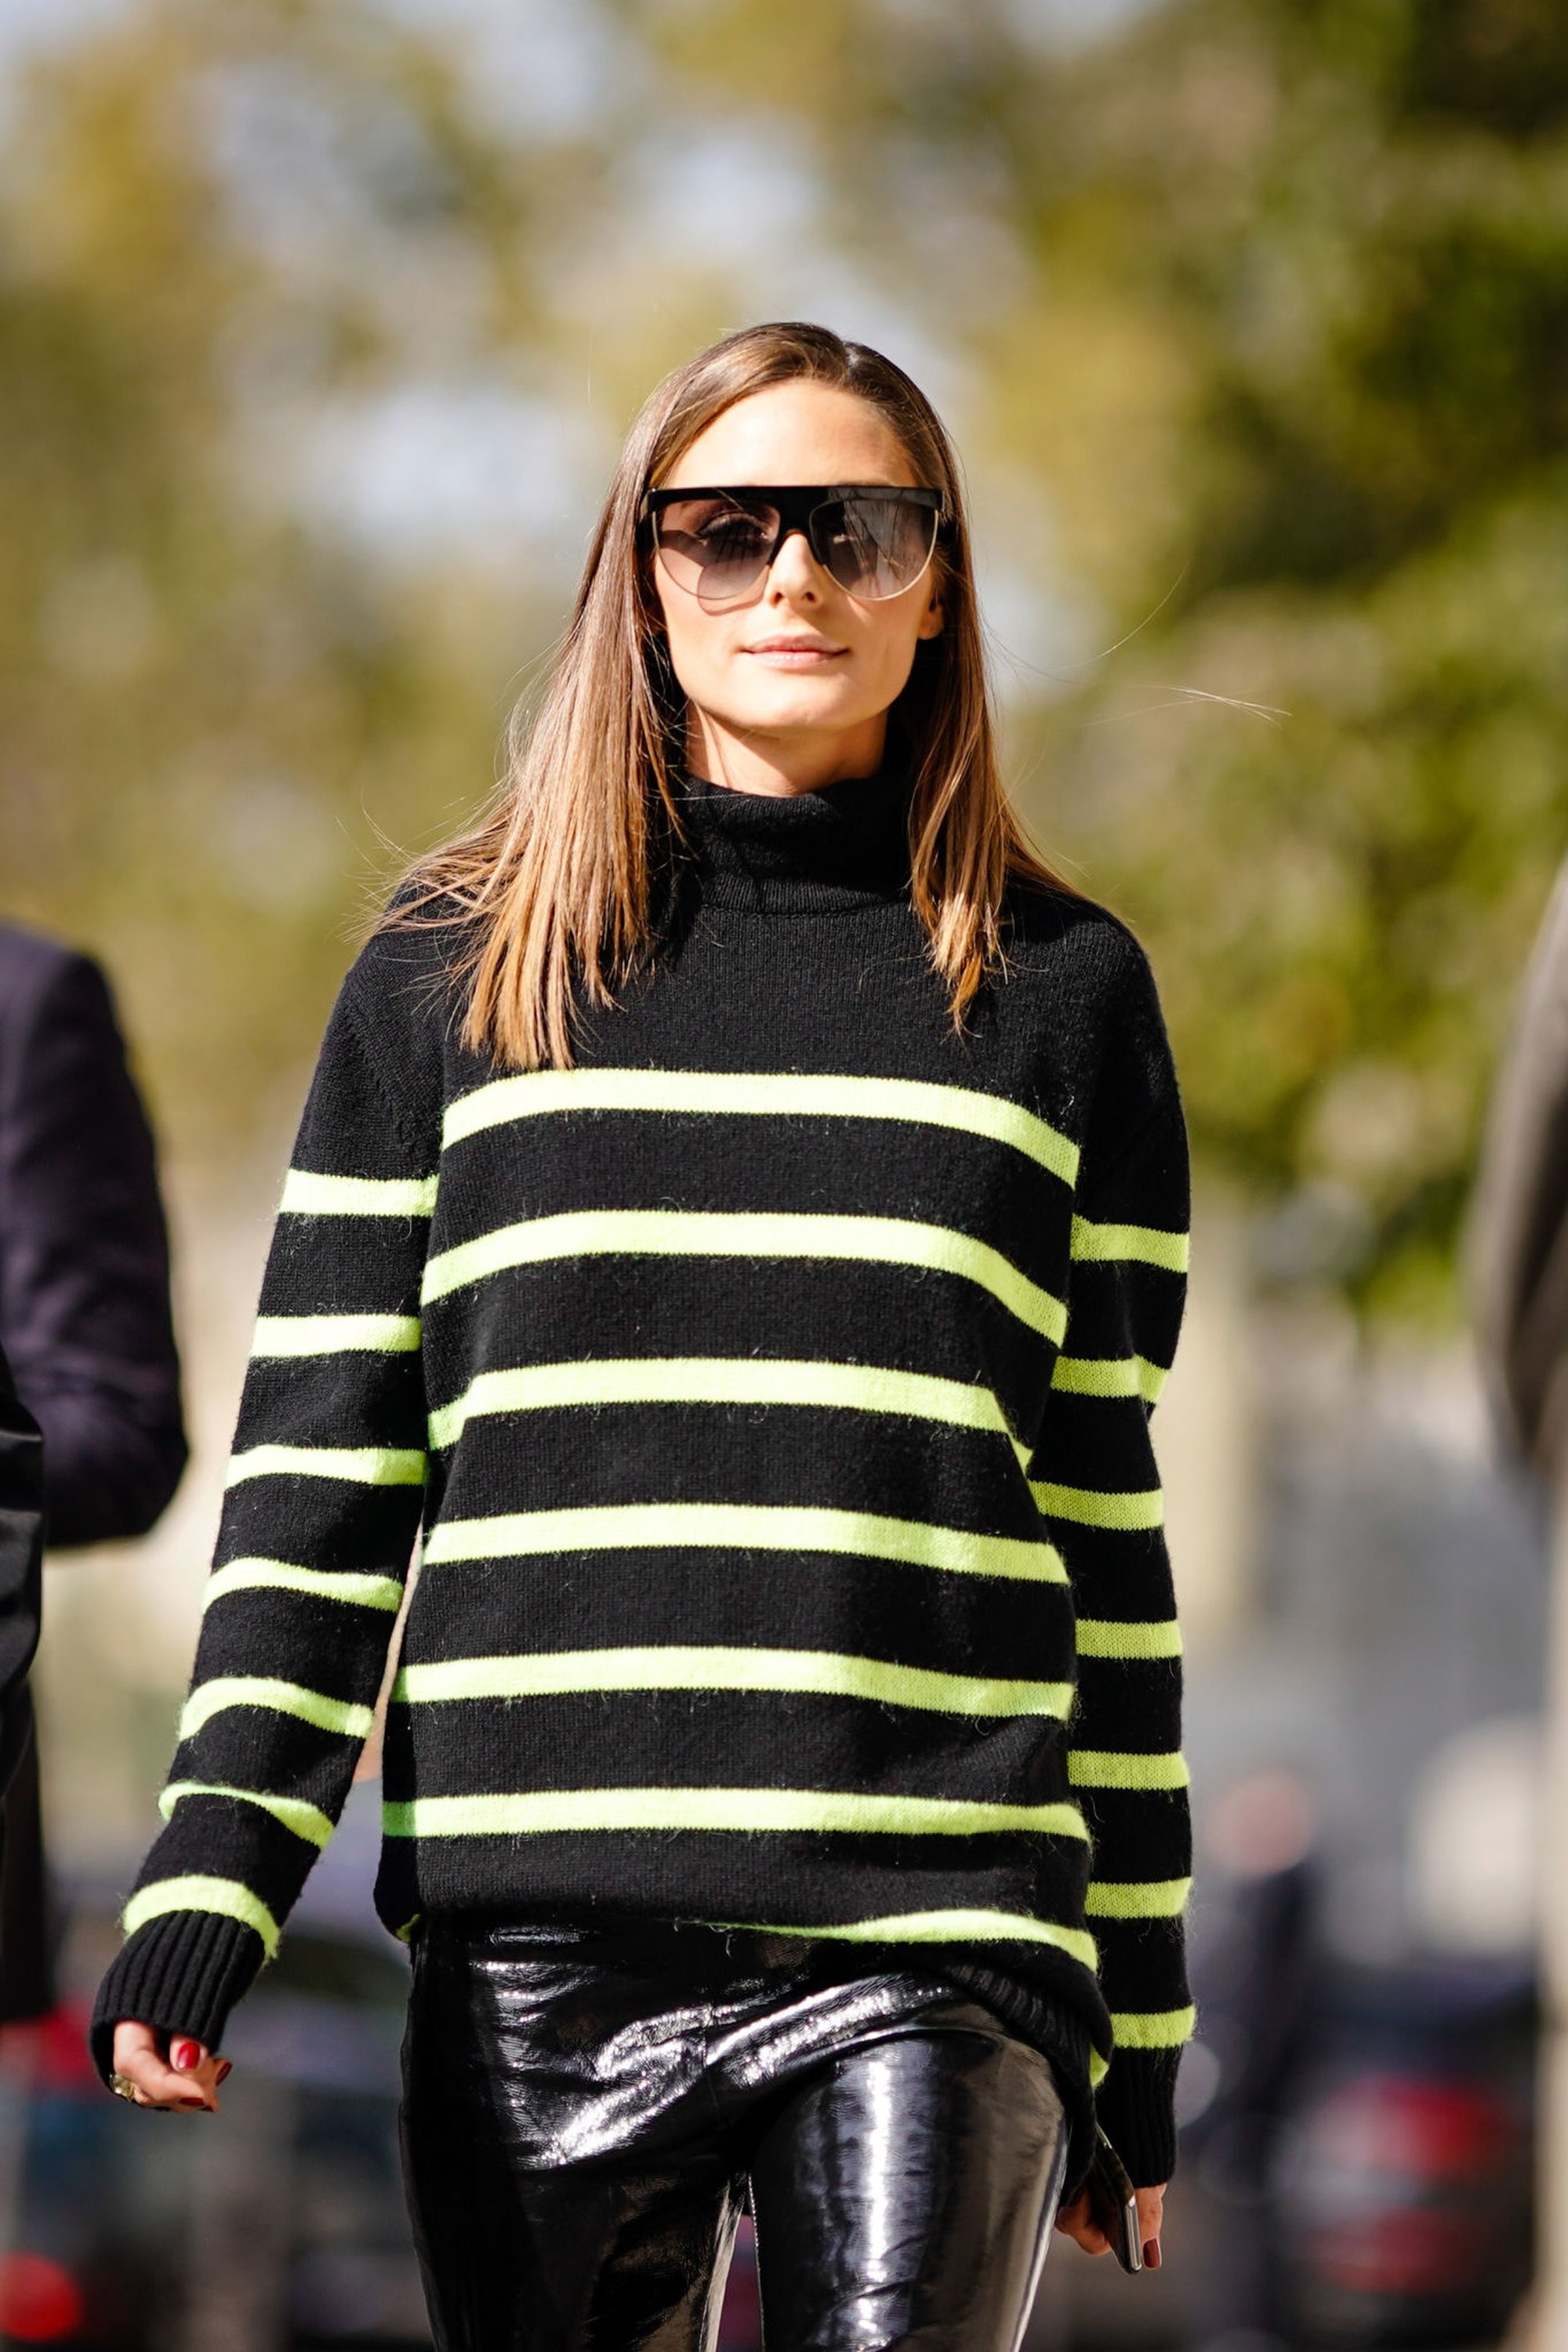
[641,484,949,601]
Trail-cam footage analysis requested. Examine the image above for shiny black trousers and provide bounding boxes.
[401,1918,1071,2352]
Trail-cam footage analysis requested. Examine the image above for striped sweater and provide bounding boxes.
[94,768,1193,2183]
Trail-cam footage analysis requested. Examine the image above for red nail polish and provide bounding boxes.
[1143,2240,1160,2269]
[216,2061,232,2084]
[172,2039,198,2071]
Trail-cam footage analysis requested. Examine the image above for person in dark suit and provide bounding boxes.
[0,926,187,1544]
[0,922,187,2012]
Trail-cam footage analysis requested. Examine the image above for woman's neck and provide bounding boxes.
[681,710,889,798]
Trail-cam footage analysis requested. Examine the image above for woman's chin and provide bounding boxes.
[717,691,877,740]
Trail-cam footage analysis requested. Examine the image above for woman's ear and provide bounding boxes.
[916,592,946,642]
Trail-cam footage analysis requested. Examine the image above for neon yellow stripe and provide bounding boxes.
[383,1788,1091,1841]
[251,1313,420,1358]
[1031,1481,1163,1530]
[1090,2047,1110,2086]
[423,1504,1065,1584]
[734,1911,1098,1969]
[180,1677,376,1742]
[1084,1878,1191,1918]
[421,1210,1066,1342]
[1071,1217,1189,1272]
[1069,1750,1189,1791]
[1051,1354,1169,1404]
[159,1781,336,1848]
[394,1647,1073,1719]
[226,1444,426,1489]
[445,1069,1079,1186]
[122,1876,281,1961]
[1110,2005,1197,2049]
[1075,1617,1183,1660]
[429,1358,1023,1457]
[202,1561,405,1614]
[281,1170,437,1217]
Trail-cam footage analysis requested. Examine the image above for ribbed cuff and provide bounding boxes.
[89,1911,265,2086]
[1093,2045,1182,2187]
[939,1957,1099,2201]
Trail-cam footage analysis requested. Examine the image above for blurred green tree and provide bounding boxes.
[1000,0,1568,1319]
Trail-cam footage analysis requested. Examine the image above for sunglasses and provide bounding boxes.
[643,484,947,606]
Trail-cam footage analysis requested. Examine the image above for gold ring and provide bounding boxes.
[109,2072,142,2104]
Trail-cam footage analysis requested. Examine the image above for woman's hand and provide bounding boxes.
[1055,2182,1166,2269]
[110,2020,230,2112]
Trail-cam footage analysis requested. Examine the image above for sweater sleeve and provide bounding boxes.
[90,958,437,2078]
[1029,948,1194,2187]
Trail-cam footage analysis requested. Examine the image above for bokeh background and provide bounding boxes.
[2,0,1566,2344]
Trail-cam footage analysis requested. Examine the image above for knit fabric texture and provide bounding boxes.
[93,766,1194,2184]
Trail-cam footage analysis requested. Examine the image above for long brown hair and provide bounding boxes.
[394,321,1075,1069]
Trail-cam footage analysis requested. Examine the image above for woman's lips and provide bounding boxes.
[744,641,848,667]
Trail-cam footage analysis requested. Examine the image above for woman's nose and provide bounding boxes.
[765,528,825,601]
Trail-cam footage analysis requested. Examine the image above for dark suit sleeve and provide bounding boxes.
[0,951,186,1546]
[0,1344,42,1793]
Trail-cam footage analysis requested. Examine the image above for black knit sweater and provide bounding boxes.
[93,768,1193,2186]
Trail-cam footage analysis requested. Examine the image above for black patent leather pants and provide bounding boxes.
[401,1918,1071,2352]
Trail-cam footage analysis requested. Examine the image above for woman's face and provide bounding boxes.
[650,381,945,793]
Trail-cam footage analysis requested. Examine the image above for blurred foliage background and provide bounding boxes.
[2,0,1566,1315]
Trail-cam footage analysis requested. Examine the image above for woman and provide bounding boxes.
[95,321,1193,2351]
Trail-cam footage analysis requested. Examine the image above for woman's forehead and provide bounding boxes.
[664,382,918,490]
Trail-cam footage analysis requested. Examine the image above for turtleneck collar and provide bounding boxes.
[676,764,913,913]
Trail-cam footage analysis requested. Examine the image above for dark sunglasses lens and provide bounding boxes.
[654,495,780,601]
[816,496,938,599]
